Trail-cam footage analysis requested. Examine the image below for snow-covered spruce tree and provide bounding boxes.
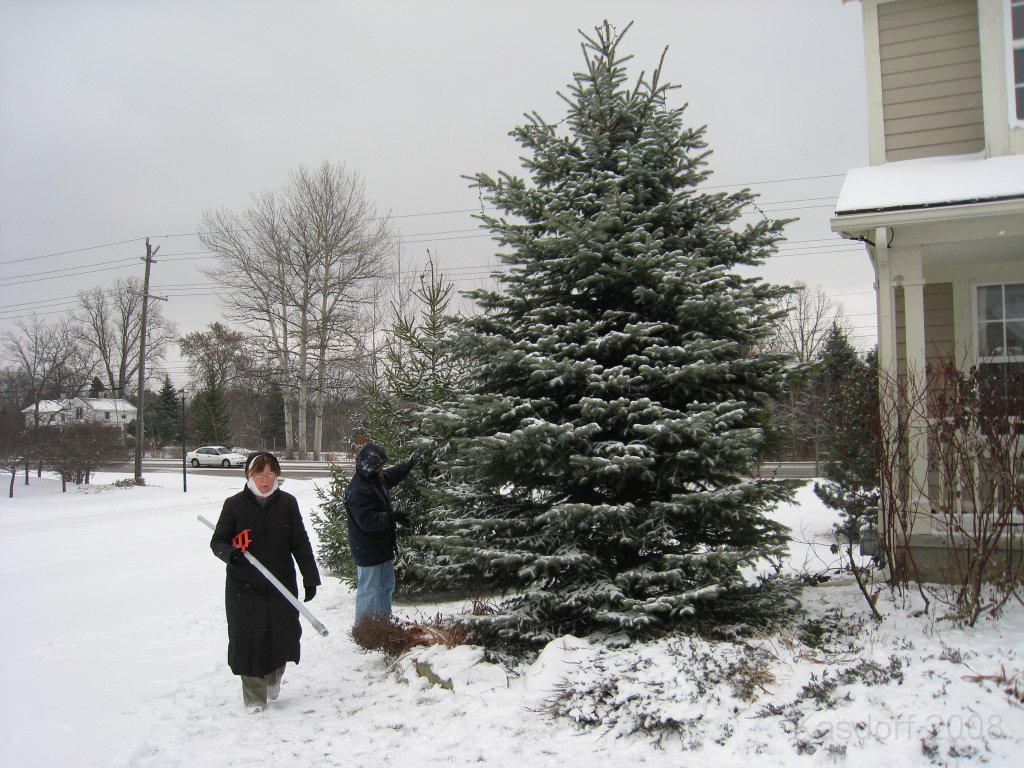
[419,22,798,645]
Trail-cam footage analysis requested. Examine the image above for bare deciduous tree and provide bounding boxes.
[1,316,95,427]
[763,283,852,463]
[199,161,394,458]
[179,322,254,391]
[763,282,849,363]
[40,422,130,492]
[74,277,178,397]
[179,322,271,448]
[0,406,29,497]
[1,315,95,481]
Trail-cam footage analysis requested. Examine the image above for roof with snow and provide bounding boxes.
[81,398,136,412]
[834,152,1024,216]
[22,399,71,414]
[21,397,136,414]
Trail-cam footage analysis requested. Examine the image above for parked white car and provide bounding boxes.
[186,445,247,468]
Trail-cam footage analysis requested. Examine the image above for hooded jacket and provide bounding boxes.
[345,444,414,567]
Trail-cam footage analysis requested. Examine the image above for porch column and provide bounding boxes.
[875,227,897,376]
[896,246,932,535]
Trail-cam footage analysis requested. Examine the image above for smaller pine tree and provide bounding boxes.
[190,374,233,447]
[311,256,469,594]
[149,375,183,448]
[313,463,358,583]
[260,382,286,450]
[813,327,880,541]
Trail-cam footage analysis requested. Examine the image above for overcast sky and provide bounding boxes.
[0,0,873,389]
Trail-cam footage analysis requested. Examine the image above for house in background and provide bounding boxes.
[831,0,1024,578]
[22,397,137,433]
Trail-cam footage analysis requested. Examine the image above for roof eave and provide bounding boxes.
[830,195,1024,240]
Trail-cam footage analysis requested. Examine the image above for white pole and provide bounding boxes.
[198,515,329,637]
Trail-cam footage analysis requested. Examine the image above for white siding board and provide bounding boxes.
[881,29,979,59]
[881,44,979,75]
[884,76,984,104]
[882,60,981,90]
[885,92,982,119]
[887,140,984,160]
[886,108,986,134]
[879,0,975,27]
[879,14,978,47]
[886,123,985,149]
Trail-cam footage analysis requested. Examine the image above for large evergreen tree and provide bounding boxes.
[419,23,798,645]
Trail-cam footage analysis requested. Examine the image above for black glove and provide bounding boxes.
[303,585,316,602]
[393,511,412,526]
[229,548,246,566]
[407,450,422,469]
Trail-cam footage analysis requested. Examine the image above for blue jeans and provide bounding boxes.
[355,560,395,623]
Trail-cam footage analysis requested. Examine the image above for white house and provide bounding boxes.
[830,0,1024,578]
[22,397,137,431]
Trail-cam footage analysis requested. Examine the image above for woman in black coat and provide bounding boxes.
[210,451,320,713]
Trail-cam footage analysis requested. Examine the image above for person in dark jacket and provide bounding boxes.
[345,443,419,625]
[210,451,321,713]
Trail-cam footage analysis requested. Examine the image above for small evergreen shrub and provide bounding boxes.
[311,465,356,588]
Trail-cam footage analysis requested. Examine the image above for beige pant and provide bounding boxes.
[241,665,285,707]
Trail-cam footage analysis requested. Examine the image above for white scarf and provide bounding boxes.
[247,477,279,498]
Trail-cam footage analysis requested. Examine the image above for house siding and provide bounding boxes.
[894,282,956,374]
[879,0,984,160]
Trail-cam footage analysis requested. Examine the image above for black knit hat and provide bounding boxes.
[245,451,281,475]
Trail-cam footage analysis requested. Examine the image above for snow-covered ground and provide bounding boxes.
[1,471,1021,767]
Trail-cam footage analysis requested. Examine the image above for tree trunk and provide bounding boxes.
[296,318,309,458]
[313,338,327,461]
[282,397,294,458]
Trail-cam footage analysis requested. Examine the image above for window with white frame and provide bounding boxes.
[1011,0,1024,121]
[976,282,1024,395]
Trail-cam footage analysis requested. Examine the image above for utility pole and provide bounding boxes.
[179,388,187,493]
[134,238,165,482]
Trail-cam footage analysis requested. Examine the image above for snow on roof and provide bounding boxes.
[81,398,136,411]
[21,399,70,414]
[21,397,137,414]
[834,152,1024,215]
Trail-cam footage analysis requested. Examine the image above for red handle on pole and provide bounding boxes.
[231,529,251,552]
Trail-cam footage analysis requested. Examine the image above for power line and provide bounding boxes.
[0,236,147,266]
[0,169,849,267]
[4,261,155,288]
[4,221,862,286]
[700,172,845,189]
[3,257,141,285]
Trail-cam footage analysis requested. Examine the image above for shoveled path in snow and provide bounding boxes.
[0,474,688,768]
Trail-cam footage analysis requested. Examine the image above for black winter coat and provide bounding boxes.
[210,485,321,677]
[345,451,414,567]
